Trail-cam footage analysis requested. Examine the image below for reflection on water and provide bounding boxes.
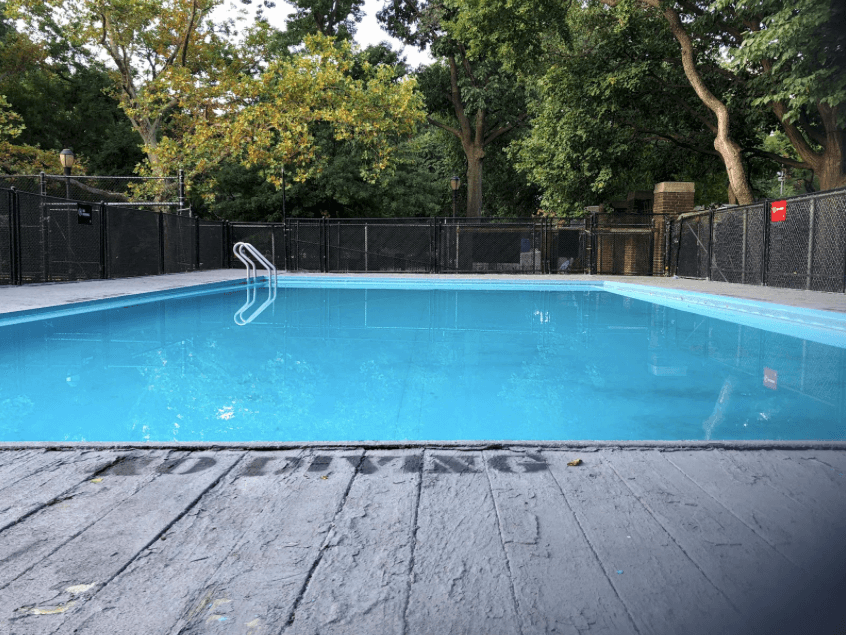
[0,288,844,442]
[234,280,277,325]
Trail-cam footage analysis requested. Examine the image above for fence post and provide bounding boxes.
[194,216,200,270]
[322,217,329,273]
[178,169,188,217]
[282,218,289,272]
[223,221,229,268]
[586,213,594,274]
[9,188,21,285]
[762,201,770,286]
[806,197,815,291]
[706,208,715,281]
[741,209,747,284]
[158,210,165,275]
[429,217,436,273]
[99,202,107,279]
[664,218,672,275]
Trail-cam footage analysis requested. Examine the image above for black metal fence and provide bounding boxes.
[0,188,590,284]
[7,184,843,288]
[669,187,846,292]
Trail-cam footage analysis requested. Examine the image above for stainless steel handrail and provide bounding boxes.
[231,242,278,326]
[232,241,277,287]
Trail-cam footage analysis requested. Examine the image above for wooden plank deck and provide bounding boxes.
[0,448,844,635]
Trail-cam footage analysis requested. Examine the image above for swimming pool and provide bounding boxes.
[1,278,845,442]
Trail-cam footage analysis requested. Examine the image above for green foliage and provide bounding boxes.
[715,0,846,126]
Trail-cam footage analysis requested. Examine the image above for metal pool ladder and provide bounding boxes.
[232,242,278,325]
[233,241,278,287]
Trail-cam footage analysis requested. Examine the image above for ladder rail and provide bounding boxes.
[232,241,277,286]
[232,242,258,283]
[231,241,278,326]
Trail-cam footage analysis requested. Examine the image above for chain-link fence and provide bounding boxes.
[2,187,590,285]
[669,187,846,292]
[8,184,843,288]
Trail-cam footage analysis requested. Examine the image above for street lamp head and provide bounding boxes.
[450,175,460,191]
[59,148,75,171]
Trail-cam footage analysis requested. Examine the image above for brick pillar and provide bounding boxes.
[652,182,695,275]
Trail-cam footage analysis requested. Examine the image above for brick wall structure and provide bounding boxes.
[652,182,694,275]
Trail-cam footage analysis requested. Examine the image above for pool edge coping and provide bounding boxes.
[2,440,845,451]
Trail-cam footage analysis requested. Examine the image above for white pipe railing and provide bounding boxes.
[232,242,278,325]
[233,241,277,287]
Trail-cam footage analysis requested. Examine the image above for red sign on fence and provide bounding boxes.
[771,200,787,222]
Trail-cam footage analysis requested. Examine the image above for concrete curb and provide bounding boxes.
[3,440,846,451]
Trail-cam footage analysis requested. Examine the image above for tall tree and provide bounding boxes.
[454,0,846,204]
[1,6,143,175]
[156,34,425,205]
[379,0,528,217]
[10,0,231,174]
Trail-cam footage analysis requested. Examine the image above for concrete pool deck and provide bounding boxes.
[1,272,845,633]
[0,447,845,634]
[3,269,846,315]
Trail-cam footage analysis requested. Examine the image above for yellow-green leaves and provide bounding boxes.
[160,35,426,201]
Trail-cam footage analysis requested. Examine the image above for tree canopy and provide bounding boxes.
[1,0,843,218]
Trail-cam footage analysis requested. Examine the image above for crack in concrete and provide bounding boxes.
[281,451,365,633]
[606,458,747,620]
[0,452,124,516]
[166,450,306,635]
[0,454,133,584]
[482,452,525,635]
[545,452,643,635]
[0,451,59,495]
[7,452,244,635]
[400,450,424,635]
[661,453,800,569]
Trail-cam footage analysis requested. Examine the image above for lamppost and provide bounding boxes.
[282,165,286,222]
[59,148,75,199]
[450,175,460,218]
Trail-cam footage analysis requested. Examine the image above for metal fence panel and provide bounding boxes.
[743,206,766,286]
[767,197,812,290]
[360,222,430,272]
[676,215,708,278]
[198,221,224,270]
[40,196,101,281]
[17,191,48,283]
[327,222,366,272]
[107,206,160,278]
[554,228,584,273]
[447,222,543,273]
[710,209,744,283]
[289,220,322,272]
[0,190,10,284]
[163,213,195,273]
[808,192,846,292]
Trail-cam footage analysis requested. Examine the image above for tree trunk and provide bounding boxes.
[128,117,162,175]
[814,105,846,191]
[465,143,484,218]
[649,1,755,204]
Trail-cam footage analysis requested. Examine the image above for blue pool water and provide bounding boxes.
[1,282,844,442]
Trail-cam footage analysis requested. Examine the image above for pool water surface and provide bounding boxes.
[1,284,844,442]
